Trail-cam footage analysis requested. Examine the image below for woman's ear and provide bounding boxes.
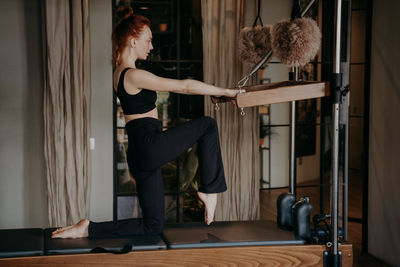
[129,37,136,48]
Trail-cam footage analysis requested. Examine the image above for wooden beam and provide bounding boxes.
[237,81,329,108]
[0,244,352,267]
[211,81,330,108]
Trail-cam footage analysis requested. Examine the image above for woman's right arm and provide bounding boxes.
[125,69,240,97]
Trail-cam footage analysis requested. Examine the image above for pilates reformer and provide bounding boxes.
[0,78,352,265]
[0,0,352,266]
[0,222,353,266]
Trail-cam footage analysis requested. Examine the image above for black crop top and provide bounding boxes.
[115,68,157,115]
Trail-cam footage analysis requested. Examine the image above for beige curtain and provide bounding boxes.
[42,0,91,227]
[201,0,260,221]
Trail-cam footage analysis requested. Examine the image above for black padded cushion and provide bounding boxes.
[163,220,305,249]
[0,228,44,258]
[44,228,166,254]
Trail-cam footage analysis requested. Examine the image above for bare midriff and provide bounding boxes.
[124,107,158,124]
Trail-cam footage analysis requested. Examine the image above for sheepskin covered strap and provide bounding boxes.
[252,0,263,27]
[291,0,301,19]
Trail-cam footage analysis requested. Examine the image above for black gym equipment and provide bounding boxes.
[162,221,304,249]
[0,229,44,258]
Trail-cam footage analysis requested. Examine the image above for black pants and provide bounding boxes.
[89,116,227,238]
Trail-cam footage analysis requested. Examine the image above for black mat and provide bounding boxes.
[0,228,44,258]
[44,228,166,254]
[163,220,305,249]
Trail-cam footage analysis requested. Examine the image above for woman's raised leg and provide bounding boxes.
[134,116,226,224]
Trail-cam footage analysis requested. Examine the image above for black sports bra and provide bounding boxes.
[115,68,157,115]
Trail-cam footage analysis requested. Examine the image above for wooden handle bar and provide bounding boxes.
[211,81,330,108]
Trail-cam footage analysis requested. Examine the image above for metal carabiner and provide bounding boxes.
[237,75,250,89]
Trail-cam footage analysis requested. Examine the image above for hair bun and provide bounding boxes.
[116,6,133,23]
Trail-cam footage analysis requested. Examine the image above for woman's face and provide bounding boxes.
[134,25,153,60]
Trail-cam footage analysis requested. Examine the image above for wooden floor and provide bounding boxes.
[260,169,391,267]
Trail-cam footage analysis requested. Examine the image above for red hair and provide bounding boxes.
[112,6,151,67]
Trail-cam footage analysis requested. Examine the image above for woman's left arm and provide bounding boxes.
[182,79,240,97]
[125,69,241,97]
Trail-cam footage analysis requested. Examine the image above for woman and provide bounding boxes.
[52,7,240,239]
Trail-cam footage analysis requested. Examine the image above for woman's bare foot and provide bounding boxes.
[51,219,90,239]
[197,192,217,225]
